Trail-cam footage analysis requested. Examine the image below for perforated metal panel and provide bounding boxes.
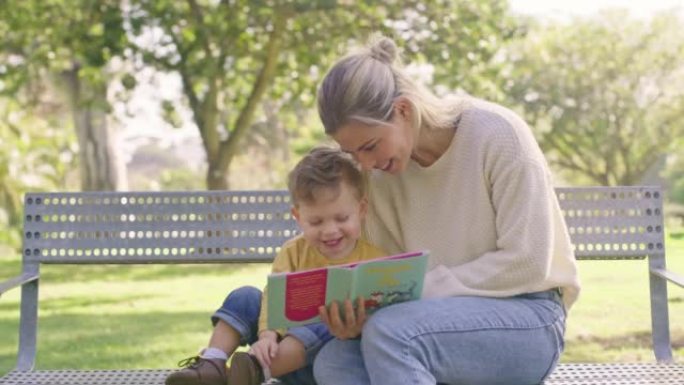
[545,363,684,384]
[0,369,172,384]
[22,187,666,264]
[2,364,682,385]
[22,191,299,264]
[556,186,665,260]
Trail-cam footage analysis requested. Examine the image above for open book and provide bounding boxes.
[266,250,429,329]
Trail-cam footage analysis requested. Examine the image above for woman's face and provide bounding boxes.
[332,106,414,175]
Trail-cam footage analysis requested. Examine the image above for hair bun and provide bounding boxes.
[368,35,398,64]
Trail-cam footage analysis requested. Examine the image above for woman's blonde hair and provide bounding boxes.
[317,35,460,134]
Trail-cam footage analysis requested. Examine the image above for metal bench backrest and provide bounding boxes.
[556,186,664,260]
[22,186,664,265]
[22,190,299,264]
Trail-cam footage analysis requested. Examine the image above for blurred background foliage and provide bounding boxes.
[1,0,683,253]
[504,10,684,187]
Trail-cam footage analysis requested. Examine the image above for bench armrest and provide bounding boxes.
[650,268,684,288]
[0,273,39,297]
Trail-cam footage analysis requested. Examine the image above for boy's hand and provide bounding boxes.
[249,330,279,368]
[318,296,367,340]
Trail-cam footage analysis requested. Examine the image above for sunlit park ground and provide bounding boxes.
[0,229,682,375]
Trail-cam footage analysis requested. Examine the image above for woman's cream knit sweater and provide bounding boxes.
[365,97,581,309]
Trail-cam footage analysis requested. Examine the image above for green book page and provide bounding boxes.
[325,267,355,304]
[323,267,357,320]
[350,251,428,314]
[266,272,291,329]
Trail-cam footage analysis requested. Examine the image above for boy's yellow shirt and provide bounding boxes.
[258,234,386,334]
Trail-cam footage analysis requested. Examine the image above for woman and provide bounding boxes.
[314,36,580,385]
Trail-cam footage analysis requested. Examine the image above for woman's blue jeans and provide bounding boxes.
[313,290,566,385]
[211,286,331,385]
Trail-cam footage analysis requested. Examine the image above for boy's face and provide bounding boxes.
[292,182,367,261]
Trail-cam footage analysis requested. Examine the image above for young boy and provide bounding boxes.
[165,146,386,385]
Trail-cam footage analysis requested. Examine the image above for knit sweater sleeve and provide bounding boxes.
[422,105,566,298]
[423,162,557,298]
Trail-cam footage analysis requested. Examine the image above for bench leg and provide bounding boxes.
[648,253,673,363]
[17,277,39,370]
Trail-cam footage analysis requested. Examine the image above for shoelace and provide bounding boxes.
[176,355,201,368]
[175,355,226,379]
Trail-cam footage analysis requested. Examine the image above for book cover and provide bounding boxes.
[267,250,429,329]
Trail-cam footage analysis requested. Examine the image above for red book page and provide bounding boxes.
[284,269,328,322]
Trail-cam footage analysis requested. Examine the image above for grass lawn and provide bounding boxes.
[0,233,682,375]
[563,229,684,362]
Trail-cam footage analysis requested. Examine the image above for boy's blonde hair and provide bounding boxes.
[287,147,366,206]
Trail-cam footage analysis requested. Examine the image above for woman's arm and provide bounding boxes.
[423,155,561,297]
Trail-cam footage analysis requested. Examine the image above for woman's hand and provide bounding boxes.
[249,330,279,368]
[318,296,367,340]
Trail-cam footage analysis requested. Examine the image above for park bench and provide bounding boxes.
[0,185,682,384]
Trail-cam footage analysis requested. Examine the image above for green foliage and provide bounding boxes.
[664,151,684,205]
[504,11,684,186]
[159,168,206,191]
[125,0,519,189]
[0,0,522,193]
[0,0,132,192]
[396,0,522,102]
[0,0,128,96]
[0,99,77,251]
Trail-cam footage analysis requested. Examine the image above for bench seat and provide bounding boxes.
[0,369,171,385]
[1,363,682,384]
[547,363,684,384]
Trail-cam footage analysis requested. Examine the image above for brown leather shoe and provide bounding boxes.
[229,352,265,385]
[165,356,228,385]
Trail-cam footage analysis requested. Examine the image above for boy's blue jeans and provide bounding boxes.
[211,286,330,385]
[313,289,567,385]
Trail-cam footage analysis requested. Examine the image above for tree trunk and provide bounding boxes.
[62,64,127,191]
[206,164,229,190]
[208,12,287,191]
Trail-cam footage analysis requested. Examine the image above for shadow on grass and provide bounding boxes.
[4,316,680,375]
[0,259,21,280]
[586,331,683,349]
[0,262,268,285]
[41,263,268,283]
[565,330,684,362]
[0,293,157,313]
[573,331,654,349]
[43,293,160,313]
[0,310,215,375]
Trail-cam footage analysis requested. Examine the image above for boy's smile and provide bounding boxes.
[292,182,367,261]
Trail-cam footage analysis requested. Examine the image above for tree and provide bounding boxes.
[126,0,519,189]
[663,146,684,206]
[504,11,684,186]
[0,97,77,249]
[0,0,129,191]
[394,0,521,102]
